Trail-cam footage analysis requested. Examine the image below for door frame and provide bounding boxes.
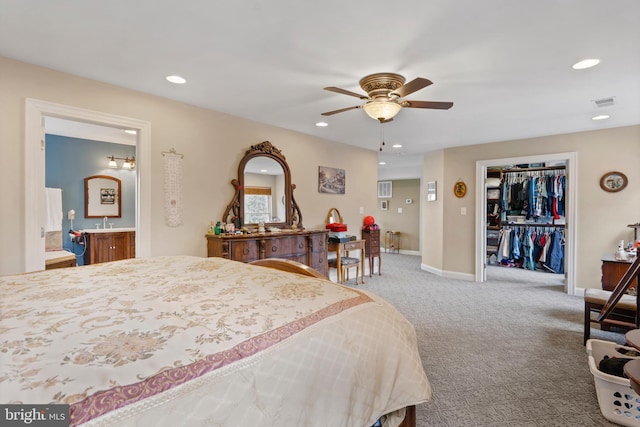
[24,99,151,272]
[475,152,577,295]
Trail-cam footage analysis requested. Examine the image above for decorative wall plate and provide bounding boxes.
[454,180,467,198]
[600,171,628,193]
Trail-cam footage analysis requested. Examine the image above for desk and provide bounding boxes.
[328,239,365,285]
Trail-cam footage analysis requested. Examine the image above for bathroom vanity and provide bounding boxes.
[83,229,136,265]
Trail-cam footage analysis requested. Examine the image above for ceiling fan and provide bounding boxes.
[321,72,453,123]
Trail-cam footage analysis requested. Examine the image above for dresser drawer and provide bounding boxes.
[229,240,259,262]
[265,236,308,257]
[343,241,363,252]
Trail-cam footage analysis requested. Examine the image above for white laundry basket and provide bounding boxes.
[587,339,640,426]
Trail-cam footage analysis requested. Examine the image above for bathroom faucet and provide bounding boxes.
[103,216,108,229]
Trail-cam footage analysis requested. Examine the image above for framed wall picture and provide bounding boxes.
[600,171,628,193]
[426,181,437,201]
[454,180,467,198]
[318,166,345,194]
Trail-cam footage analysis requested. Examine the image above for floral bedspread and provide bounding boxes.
[1,256,430,426]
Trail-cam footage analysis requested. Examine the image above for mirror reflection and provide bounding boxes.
[326,208,343,225]
[244,157,285,224]
[84,175,122,218]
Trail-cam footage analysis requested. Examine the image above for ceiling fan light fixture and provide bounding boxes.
[362,100,402,121]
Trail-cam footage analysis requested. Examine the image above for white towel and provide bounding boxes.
[45,187,63,232]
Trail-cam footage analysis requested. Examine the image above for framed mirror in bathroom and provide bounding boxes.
[84,175,122,218]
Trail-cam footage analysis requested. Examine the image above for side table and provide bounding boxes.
[363,229,381,277]
[385,231,400,254]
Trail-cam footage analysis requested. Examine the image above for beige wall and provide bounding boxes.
[0,56,378,275]
[421,125,640,289]
[375,179,421,253]
[422,150,445,272]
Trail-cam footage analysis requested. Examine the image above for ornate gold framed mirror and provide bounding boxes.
[222,141,303,230]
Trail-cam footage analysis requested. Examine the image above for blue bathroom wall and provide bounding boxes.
[45,134,136,264]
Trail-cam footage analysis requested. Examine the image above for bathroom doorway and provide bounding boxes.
[24,99,150,272]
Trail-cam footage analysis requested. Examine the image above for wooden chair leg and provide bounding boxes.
[584,301,592,345]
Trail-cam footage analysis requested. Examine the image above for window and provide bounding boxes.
[245,187,272,223]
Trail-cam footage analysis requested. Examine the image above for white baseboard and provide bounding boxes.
[420,263,475,281]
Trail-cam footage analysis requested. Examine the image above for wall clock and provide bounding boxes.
[454,180,467,198]
[600,171,628,193]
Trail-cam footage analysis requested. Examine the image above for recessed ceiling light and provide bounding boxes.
[315,121,328,127]
[260,169,268,173]
[572,59,600,70]
[124,129,137,135]
[378,161,386,165]
[392,144,402,148]
[166,75,186,84]
[592,114,610,121]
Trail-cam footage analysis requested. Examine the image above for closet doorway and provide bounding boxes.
[24,99,151,272]
[475,152,577,295]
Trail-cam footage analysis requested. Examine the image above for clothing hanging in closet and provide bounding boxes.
[500,170,565,222]
[496,226,564,274]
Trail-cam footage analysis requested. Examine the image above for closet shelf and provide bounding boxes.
[497,166,566,173]
[501,222,565,227]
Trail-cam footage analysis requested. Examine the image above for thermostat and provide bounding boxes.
[405,198,413,204]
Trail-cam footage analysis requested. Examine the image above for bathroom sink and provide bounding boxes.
[82,227,136,233]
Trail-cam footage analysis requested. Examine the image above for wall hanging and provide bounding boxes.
[162,148,184,227]
[454,180,467,198]
[426,181,437,201]
[600,171,627,192]
[318,166,345,194]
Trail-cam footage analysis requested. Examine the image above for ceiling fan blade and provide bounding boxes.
[321,105,362,116]
[389,78,433,98]
[324,86,369,100]
[403,100,454,110]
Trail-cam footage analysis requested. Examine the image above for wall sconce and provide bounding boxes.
[107,155,136,170]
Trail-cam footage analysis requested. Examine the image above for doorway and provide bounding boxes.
[24,99,151,272]
[475,152,577,295]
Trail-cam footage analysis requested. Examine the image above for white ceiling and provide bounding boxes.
[2,0,639,173]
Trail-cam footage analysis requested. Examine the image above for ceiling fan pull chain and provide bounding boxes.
[379,121,386,151]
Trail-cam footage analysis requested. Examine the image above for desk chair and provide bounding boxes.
[328,257,361,285]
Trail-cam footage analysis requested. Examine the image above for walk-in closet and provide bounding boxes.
[486,161,566,279]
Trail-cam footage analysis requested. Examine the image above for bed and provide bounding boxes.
[1,256,430,426]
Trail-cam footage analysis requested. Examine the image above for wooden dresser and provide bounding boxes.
[362,229,381,276]
[601,253,638,291]
[206,230,329,277]
[84,230,136,265]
